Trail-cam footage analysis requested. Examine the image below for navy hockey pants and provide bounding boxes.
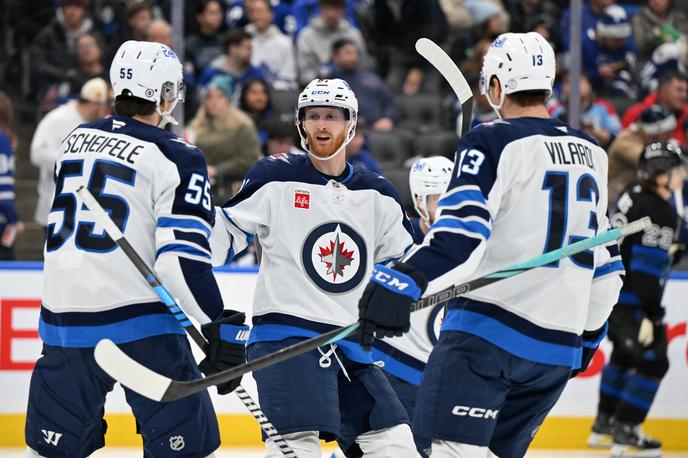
[248,338,409,457]
[414,330,571,457]
[25,334,220,458]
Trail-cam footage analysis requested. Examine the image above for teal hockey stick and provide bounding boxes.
[94,217,649,402]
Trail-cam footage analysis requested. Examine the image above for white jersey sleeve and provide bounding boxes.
[586,219,624,331]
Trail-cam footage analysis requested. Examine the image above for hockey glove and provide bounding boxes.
[358,262,428,351]
[570,322,607,378]
[199,309,249,395]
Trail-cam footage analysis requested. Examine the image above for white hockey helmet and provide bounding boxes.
[480,32,555,118]
[295,78,358,161]
[109,40,185,127]
[409,156,454,222]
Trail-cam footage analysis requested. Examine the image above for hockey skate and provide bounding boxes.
[610,422,661,457]
[587,413,614,448]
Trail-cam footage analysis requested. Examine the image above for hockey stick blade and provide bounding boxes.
[94,339,172,402]
[416,37,473,136]
[95,323,359,402]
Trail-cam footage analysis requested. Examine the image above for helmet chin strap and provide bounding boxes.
[156,99,180,128]
[485,88,506,121]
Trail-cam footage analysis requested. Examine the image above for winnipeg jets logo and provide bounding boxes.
[41,430,63,446]
[112,119,125,130]
[318,228,355,280]
[302,222,367,294]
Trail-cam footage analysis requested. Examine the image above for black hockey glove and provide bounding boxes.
[570,322,608,378]
[199,309,249,395]
[358,262,428,351]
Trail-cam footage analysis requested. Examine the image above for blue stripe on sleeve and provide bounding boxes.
[157,217,211,238]
[438,188,487,208]
[438,205,492,223]
[593,260,625,279]
[221,208,252,240]
[430,218,491,239]
[156,243,211,260]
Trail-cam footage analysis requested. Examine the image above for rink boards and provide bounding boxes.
[1,262,687,449]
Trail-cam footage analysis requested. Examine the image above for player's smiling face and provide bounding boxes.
[303,106,348,158]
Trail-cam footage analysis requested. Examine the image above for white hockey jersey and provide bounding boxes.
[405,117,624,369]
[212,153,414,362]
[40,115,223,347]
[372,218,439,385]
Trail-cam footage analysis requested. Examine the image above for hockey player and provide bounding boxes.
[25,41,248,457]
[357,32,624,457]
[371,156,453,457]
[589,142,685,456]
[210,78,417,457]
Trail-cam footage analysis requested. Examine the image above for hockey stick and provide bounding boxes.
[93,216,650,403]
[75,187,297,458]
[415,38,473,137]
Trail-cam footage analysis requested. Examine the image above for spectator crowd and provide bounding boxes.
[1,0,688,261]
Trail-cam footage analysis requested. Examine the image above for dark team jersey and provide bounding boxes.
[611,184,680,320]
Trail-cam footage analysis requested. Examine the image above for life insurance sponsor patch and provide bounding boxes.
[426,303,446,345]
[301,222,367,294]
[294,188,311,209]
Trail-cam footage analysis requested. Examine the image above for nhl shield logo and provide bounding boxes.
[302,222,367,293]
[169,435,185,451]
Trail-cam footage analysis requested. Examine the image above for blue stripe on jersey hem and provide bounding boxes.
[38,314,185,347]
[430,218,491,239]
[248,324,372,364]
[449,298,581,347]
[594,260,625,279]
[441,309,582,368]
[156,217,211,238]
[371,348,423,386]
[156,243,211,260]
[40,302,171,326]
[600,384,652,410]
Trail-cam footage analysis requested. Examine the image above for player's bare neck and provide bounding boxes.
[132,113,162,127]
[310,155,347,177]
[501,101,550,120]
[420,218,430,234]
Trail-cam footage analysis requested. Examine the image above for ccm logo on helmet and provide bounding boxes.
[452,406,499,419]
[311,90,330,95]
[373,269,409,291]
